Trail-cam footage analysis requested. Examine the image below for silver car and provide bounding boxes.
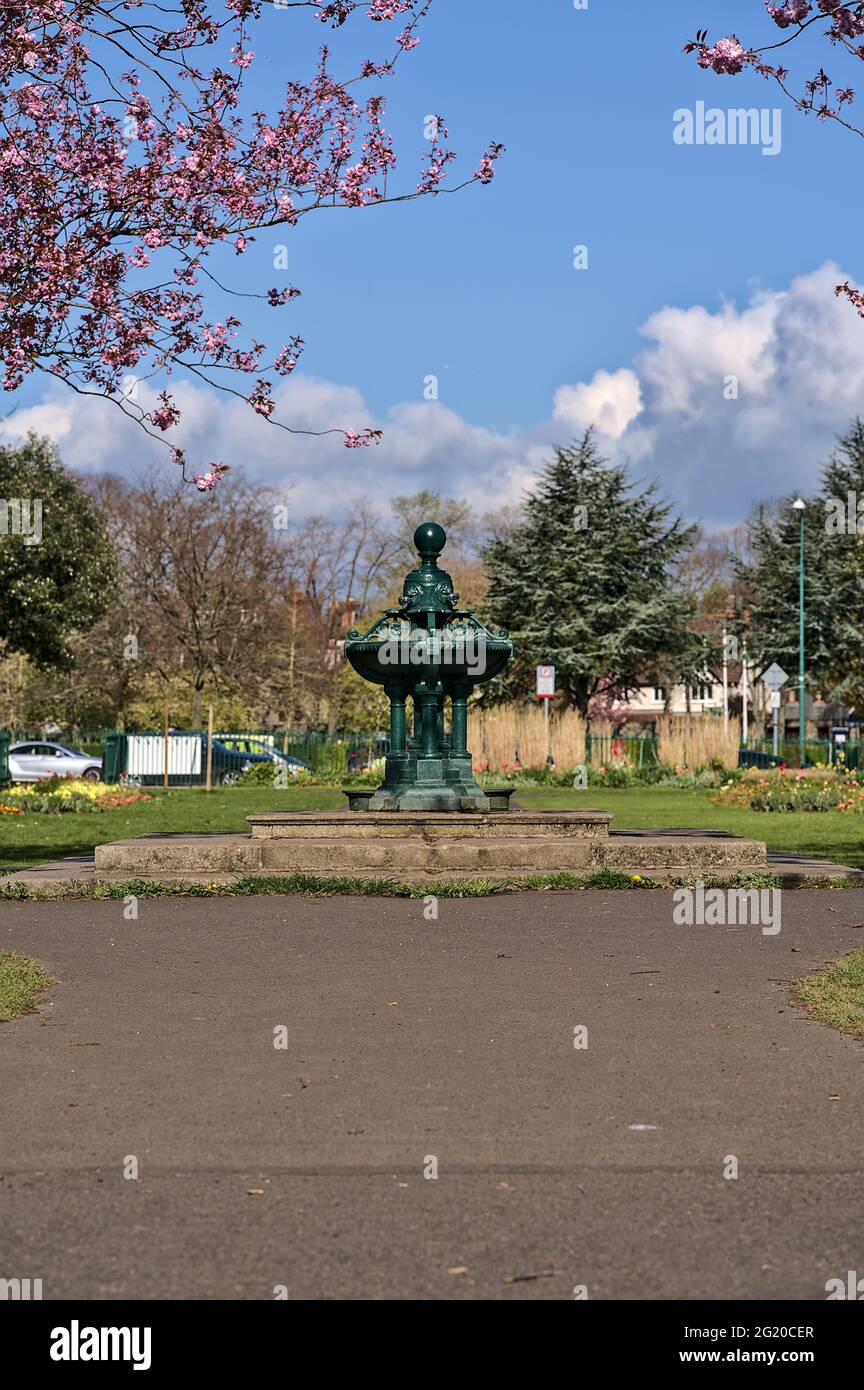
[8,741,103,783]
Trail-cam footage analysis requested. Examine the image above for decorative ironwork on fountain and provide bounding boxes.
[344,522,513,811]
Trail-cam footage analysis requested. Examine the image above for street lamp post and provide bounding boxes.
[792,497,806,767]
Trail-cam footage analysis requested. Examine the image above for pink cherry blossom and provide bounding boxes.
[696,35,749,75]
[193,463,231,491]
[0,0,500,485]
[343,428,383,448]
[767,2,812,28]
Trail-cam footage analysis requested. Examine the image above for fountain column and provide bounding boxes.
[384,679,408,756]
[450,680,470,759]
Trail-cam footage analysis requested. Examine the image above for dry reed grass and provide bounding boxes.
[468,705,586,769]
[656,715,740,769]
[467,706,740,770]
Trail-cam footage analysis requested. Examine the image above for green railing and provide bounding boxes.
[216,731,388,777]
[739,740,859,770]
[101,728,390,785]
[585,734,660,768]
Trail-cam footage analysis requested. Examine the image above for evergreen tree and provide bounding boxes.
[739,419,864,702]
[0,435,118,668]
[480,433,698,716]
[819,419,864,704]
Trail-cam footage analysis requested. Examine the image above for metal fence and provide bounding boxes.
[585,734,660,768]
[101,728,390,786]
[738,740,860,770]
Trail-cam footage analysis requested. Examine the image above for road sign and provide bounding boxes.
[762,663,789,758]
[536,665,555,698]
[761,662,788,692]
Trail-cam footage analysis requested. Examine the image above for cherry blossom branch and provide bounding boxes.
[685,4,864,132]
[0,0,504,486]
[684,3,864,319]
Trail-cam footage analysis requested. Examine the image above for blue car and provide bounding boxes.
[213,736,310,784]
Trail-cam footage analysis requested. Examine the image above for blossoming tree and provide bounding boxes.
[0,1,501,487]
[685,2,864,316]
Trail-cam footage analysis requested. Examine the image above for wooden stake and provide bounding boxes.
[206,705,214,791]
[163,700,169,788]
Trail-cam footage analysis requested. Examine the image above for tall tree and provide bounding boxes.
[0,434,117,668]
[817,420,864,703]
[480,433,698,717]
[125,472,289,727]
[739,419,864,702]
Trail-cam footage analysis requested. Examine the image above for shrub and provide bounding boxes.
[237,760,286,786]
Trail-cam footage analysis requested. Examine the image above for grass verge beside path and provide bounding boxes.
[4,869,862,903]
[792,950,864,1039]
[0,784,862,873]
[0,950,53,1021]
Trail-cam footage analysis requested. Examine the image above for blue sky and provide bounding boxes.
[8,1,864,525]
[239,0,863,428]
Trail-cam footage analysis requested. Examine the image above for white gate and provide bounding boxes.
[126,735,201,778]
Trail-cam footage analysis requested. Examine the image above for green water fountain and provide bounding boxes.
[343,522,513,811]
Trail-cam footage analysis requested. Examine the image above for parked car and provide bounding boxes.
[215,737,310,778]
[192,738,308,786]
[8,741,103,783]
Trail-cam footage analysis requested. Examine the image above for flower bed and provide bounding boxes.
[1,777,152,814]
[714,768,864,813]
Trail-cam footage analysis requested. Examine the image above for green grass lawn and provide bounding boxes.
[0,786,343,870]
[0,950,53,1020]
[0,783,861,872]
[792,950,864,1038]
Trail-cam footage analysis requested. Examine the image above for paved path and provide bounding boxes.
[2,891,864,1300]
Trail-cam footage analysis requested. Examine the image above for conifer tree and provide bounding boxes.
[480,433,698,716]
[738,420,864,705]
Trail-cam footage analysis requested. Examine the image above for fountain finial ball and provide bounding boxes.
[414,521,446,560]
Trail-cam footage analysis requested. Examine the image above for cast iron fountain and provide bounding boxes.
[343,521,513,811]
[89,520,772,885]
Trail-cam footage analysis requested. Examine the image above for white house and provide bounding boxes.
[611,672,727,723]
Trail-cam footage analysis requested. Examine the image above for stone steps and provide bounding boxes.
[246,810,614,840]
[92,828,767,878]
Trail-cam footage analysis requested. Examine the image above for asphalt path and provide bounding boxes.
[2,891,863,1300]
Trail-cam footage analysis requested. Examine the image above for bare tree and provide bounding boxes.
[125,474,289,727]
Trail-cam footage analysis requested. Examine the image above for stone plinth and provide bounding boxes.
[90,809,769,882]
[247,810,614,838]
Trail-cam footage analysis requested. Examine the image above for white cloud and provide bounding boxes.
[2,262,862,529]
[553,368,643,442]
[637,295,777,420]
